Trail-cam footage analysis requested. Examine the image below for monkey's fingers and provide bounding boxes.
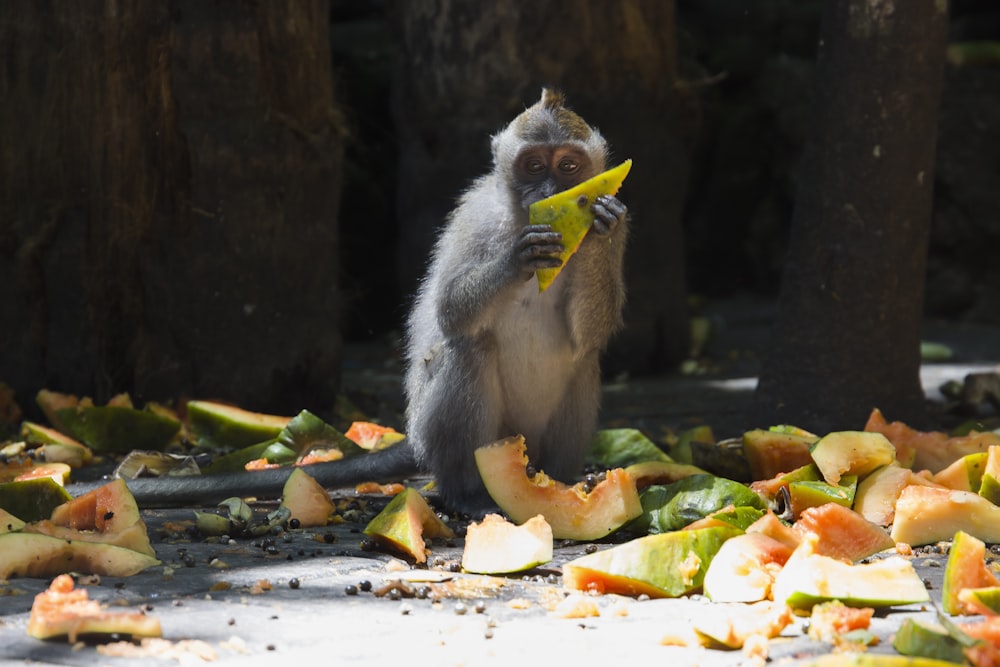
[590,195,628,235]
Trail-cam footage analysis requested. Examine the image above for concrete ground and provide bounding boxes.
[1,305,998,665]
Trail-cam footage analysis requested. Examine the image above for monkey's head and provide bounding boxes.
[492,88,610,211]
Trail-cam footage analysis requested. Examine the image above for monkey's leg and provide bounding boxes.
[534,355,602,483]
[406,341,502,512]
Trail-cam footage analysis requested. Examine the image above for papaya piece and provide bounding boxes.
[702,532,793,603]
[788,476,857,518]
[0,477,72,523]
[772,534,929,610]
[461,514,553,574]
[186,400,292,449]
[865,407,999,473]
[809,431,895,486]
[893,617,974,665]
[0,507,25,533]
[891,485,1000,546]
[977,445,1000,504]
[800,655,971,667]
[624,460,706,489]
[20,422,93,467]
[55,405,180,453]
[792,502,895,562]
[933,451,989,492]
[0,532,160,579]
[475,435,641,541]
[27,574,162,641]
[31,479,155,557]
[742,427,816,480]
[855,464,938,526]
[363,488,454,563]
[279,468,334,527]
[344,421,405,451]
[531,159,632,292]
[942,530,1000,615]
[563,524,741,598]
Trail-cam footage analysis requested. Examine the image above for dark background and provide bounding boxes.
[1,0,997,423]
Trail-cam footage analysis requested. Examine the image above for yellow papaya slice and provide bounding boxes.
[531,159,632,292]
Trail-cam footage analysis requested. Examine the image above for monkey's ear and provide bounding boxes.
[540,87,566,109]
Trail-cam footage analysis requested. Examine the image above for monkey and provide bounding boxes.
[69,88,628,514]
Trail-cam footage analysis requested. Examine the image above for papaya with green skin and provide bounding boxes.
[186,400,292,449]
[801,652,970,666]
[562,524,742,598]
[787,476,856,518]
[55,405,180,453]
[702,532,793,603]
[893,618,975,665]
[0,477,72,523]
[855,464,936,527]
[942,530,1000,615]
[20,422,93,467]
[363,488,454,563]
[977,445,1000,504]
[28,478,155,557]
[933,451,988,492]
[0,532,160,579]
[531,159,632,292]
[809,431,896,486]
[742,428,816,481]
[772,534,929,610]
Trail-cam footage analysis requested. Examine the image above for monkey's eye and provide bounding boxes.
[524,158,546,176]
[557,158,580,174]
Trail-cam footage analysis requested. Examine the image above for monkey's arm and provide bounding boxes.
[565,195,629,351]
[67,442,420,508]
[435,222,563,338]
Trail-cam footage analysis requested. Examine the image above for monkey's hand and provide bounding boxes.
[515,224,564,276]
[591,195,628,236]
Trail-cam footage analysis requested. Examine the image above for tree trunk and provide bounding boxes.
[390,0,695,374]
[0,1,345,415]
[751,0,949,432]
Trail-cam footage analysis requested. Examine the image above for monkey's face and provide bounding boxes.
[513,145,598,210]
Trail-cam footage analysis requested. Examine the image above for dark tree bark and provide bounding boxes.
[0,1,345,414]
[751,0,950,432]
[390,0,695,373]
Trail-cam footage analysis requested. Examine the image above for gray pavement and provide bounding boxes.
[1,308,998,666]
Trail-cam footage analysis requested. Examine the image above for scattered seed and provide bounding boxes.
[288,518,301,529]
[289,578,300,590]
[474,600,487,614]
[400,602,413,615]
[344,584,359,596]
[454,602,467,615]
[358,580,373,592]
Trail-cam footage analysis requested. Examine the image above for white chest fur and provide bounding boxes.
[492,275,575,441]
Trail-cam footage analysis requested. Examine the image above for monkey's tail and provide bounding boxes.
[66,442,422,509]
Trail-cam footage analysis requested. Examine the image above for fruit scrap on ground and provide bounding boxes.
[461,513,553,574]
[27,573,162,641]
[0,479,160,579]
[363,487,454,563]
